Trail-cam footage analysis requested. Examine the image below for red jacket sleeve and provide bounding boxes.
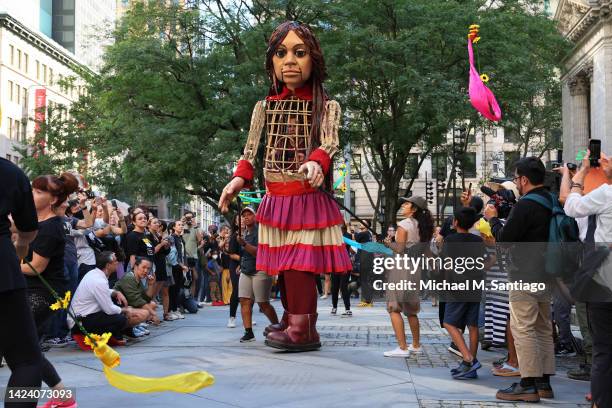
[232,159,254,188]
[307,148,332,175]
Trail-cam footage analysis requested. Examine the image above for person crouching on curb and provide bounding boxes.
[237,207,279,343]
[113,257,160,327]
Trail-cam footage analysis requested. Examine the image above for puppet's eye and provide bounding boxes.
[275,49,287,58]
[295,49,307,58]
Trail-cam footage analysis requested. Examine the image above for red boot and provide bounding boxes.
[265,313,321,351]
[264,311,288,337]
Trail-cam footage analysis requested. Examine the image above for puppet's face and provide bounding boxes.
[273,30,312,91]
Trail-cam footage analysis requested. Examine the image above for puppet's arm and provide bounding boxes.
[306,100,340,175]
[232,101,266,188]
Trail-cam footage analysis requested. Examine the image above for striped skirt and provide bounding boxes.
[256,189,352,275]
[484,247,510,346]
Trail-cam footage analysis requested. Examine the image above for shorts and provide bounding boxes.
[238,271,272,303]
[387,301,420,316]
[443,302,480,328]
[187,257,197,268]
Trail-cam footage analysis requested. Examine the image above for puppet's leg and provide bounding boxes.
[265,270,320,351]
[264,273,288,336]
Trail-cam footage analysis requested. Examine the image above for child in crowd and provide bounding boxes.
[441,207,492,379]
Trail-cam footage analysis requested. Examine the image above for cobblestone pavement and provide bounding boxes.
[418,401,590,408]
[0,299,590,408]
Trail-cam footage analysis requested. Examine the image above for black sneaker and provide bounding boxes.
[555,344,577,357]
[331,308,337,315]
[567,364,591,381]
[240,331,255,343]
[496,382,540,402]
[535,381,554,399]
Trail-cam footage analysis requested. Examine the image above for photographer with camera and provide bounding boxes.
[484,157,555,403]
[558,150,612,408]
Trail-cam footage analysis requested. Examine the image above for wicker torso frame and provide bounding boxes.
[264,98,312,177]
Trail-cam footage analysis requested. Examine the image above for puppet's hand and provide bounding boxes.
[218,177,245,213]
[298,161,324,188]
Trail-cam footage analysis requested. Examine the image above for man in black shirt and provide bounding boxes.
[236,207,278,343]
[485,157,554,403]
[0,158,42,405]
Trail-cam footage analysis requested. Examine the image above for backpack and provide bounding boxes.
[522,192,581,279]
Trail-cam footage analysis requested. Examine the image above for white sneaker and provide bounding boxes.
[164,313,178,321]
[383,347,410,358]
[320,294,328,299]
[176,311,185,319]
[408,344,423,354]
[227,317,236,328]
[198,302,205,308]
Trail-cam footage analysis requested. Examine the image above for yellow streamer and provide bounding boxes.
[102,365,215,394]
[86,332,215,393]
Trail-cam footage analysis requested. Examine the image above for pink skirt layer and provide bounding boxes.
[256,190,344,230]
[256,190,352,275]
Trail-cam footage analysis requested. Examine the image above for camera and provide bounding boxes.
[481,185,517,219]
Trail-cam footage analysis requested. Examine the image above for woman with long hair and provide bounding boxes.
[148,217,171,322]
[218,21,352,351]
[125,212,153,271]
[166,220,187,320]
[21,172,79,407]
[383,196,434,358]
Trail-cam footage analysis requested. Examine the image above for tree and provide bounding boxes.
[324,0,569,229]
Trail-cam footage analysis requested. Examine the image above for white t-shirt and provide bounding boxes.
[565,184,612,243]
[68,267,121,328]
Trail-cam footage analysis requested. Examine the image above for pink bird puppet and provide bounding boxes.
[467,25,502,122]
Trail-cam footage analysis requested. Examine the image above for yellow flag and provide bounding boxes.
[102,365,215,393]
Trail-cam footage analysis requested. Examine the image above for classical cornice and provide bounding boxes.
[0,13,91,74]
[555,0,612,42]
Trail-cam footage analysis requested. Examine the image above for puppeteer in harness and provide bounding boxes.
[218,21,352,351]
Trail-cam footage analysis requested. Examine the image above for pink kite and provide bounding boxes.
[468,31,502,122]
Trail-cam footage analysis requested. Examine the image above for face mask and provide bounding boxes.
[212,255,218,260]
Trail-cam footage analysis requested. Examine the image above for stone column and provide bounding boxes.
[568,75,590,162]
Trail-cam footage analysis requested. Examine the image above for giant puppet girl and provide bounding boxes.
[218,21,352,352]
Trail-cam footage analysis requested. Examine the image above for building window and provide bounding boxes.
[24,53,29,73]
[36,61,40,80]
[504,127,520,143]
[6,154,11,161]
[49,68,54,85]
[431,153,447,180]
[8,81,13,102]
[42,64,47,83]
[22,89,28,107]
[8,118,13,140]
[404,154,420,179]
[351,153,362,178]
[15,85,20,104]
[492,128,498,139]
[17,49,21,69]
[9,45,14,65]
[504,151,520,177]
[459,152,477,178]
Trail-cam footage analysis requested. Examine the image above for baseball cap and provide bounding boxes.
[241,206,256,215]
[399,195,427,210]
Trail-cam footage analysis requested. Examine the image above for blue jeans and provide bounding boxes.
[196,263,210,302]
[48,262,78,339]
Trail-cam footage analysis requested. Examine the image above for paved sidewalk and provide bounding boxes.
[0,300,590,407]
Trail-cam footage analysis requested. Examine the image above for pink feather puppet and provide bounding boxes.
[468,25,502,122]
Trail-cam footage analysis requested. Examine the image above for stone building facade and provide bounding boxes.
[554,0,612,160]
